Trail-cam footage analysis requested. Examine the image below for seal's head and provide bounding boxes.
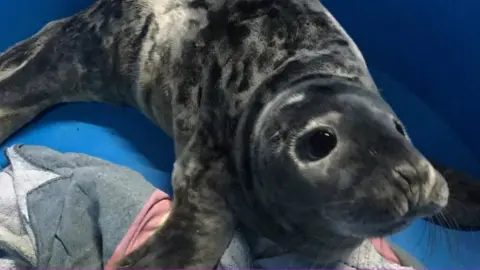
[245,78,449,239]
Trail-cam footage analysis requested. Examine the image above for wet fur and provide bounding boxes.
[0,0,477,268]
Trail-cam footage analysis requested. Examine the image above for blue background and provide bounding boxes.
[1,0,479,268]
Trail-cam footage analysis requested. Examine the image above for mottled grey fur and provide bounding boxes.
[0,0,455,268]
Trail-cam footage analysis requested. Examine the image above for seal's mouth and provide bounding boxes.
[372,219,413,236]
[345,218,413,238]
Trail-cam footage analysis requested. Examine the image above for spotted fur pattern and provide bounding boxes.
[0,0,477,268]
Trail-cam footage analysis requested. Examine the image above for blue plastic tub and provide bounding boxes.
[1,0,479,268]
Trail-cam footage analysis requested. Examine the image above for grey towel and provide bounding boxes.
[0,144,417,269]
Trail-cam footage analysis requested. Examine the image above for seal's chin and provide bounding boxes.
[364,220,413,237]
[338,218,414,238]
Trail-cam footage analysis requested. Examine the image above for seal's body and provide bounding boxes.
[0,0,375,150]
[0,0,451,268]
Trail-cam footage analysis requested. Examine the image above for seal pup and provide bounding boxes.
[0,0,451,268]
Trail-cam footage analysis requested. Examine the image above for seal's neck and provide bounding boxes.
[245,228,364,267]
[229,179,364,265]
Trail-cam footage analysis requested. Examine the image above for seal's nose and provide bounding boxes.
[394,160,449,218]
[416,165,449,217]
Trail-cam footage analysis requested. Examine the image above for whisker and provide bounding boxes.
[410,218,429,262]
[440,211,462,265]
[427,218,436,258]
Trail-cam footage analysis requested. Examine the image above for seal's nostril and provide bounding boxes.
[396,169,413,185]
[393,164,421,207]
[393,120,406,137]
[394,164,417,186]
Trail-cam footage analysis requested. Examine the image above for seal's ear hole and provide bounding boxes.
[296,128,337,161]
[394,120,406,137]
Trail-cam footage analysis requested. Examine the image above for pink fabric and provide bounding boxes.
[106,190,401,267]
[106,190,172,267]
[370,238,401,264]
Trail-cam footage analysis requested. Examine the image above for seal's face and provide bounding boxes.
[251,79,449,238]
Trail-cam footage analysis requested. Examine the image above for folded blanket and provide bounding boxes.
[0,144,421,269]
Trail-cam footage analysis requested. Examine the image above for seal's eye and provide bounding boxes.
[394,120,406,137]
[308,129,337,160]
[296,128,337,161]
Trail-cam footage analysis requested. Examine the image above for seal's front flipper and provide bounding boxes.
[428,161,480,231]
[115,138,236,268]
[116,59,236,268]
